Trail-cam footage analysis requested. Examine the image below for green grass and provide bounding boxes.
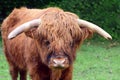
[0,41,11,80]
[73,41,120,80]
[0,41,120,80]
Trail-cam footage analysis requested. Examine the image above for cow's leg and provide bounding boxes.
[26,59,41,80]
[28,66,41,80]
[9,64,19,80]
[19,69,27,80]
[60,65,73,80]
[3,47,19,80]
[27,63,50,80]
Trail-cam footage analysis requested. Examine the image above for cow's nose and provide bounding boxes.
[53,58,65,65]
[49,56,69,69]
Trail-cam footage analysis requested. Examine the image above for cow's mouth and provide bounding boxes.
[47,53,70,69]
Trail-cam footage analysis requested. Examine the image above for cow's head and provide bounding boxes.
[8,9,112,69]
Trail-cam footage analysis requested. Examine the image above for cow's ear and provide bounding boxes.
[25,27,38,39]
[80,26,94,40]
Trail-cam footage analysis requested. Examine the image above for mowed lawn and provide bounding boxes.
[0,40,120,80]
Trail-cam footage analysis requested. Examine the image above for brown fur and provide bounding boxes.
[1,7,93,80]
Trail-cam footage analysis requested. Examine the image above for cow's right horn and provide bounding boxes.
[8,19,41,39]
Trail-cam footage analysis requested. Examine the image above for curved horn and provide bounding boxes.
[8,19,41,39]
[77,19,112,40]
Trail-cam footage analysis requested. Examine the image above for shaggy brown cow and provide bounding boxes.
[1,7,112,80]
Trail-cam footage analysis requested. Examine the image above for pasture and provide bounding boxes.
[0,40,120,80]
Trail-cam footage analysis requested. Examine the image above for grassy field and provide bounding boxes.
[0,40,120,80]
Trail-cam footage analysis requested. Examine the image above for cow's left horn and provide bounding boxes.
[8,19,41,39]
[77,19,112,40]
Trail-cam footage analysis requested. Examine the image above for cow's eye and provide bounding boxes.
[45,40,50,46]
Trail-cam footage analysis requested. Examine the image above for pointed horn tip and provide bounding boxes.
[105,35,112,40]
[106,36,112,40]
[8,34,15,40]
[8,36,13,40]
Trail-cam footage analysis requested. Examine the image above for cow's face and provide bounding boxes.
[37,33,82,69]
[36,15,82,69]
